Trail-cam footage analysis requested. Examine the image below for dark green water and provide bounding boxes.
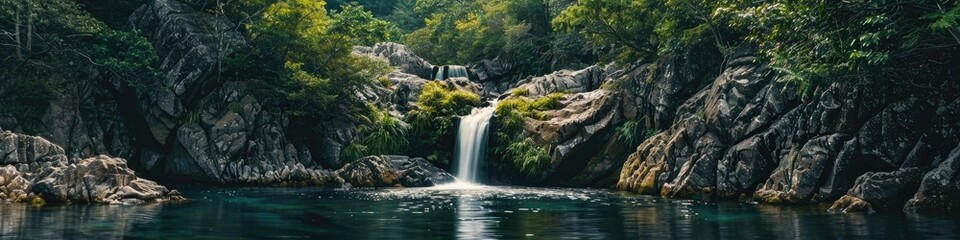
[1,184,957,239]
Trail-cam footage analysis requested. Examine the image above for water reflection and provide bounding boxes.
[455,197,495,239]
[0,186,957,239]
[0,204,160,239]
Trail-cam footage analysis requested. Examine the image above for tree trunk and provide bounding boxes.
[14,9,22,60]
[26,2,32,52]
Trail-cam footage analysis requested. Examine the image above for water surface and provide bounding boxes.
[1,185,957,239]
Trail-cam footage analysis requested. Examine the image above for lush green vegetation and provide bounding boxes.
[554,0,960,97]
[492,92,564,178]
[401,0,594,78]
[343,104,411,162]
[616,120,658,147]
[406,81,481,166]
[1,0,957,173]
[0,0,158,134]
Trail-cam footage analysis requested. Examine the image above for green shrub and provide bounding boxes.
[617,119,662,147]
[503,137,550,177]
[495,92,564,130]
[343,105,410,162]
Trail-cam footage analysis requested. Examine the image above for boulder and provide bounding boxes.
[353,42,434,79]
[904,144,960,213]
[0,131,181,204]
[829,168,925,212]
[509,65,604,98]
[32,155,184,204]
[337,155,455,187]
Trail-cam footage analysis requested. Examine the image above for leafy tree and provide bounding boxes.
[552,0,723,63]
[716,0,960,97]
[405,0,590,77]
[327,0,398,17]
[329,3,402,46]
[385,0,421,33]
[0,0,160,133]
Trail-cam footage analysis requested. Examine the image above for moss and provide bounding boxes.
[644,63,658,83]
[696,108,707,120]
[512,87,529,97]
[30,196,45,207]
[377,76,391,88]
[495,92,565,129]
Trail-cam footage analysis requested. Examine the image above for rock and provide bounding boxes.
[614,44,960,214]
[510,65,604,98]
[832,168,925,211]
[469,59,519,94]
[32,155,184,204]
[0,131,68,166]
[388,71,431,109]
[754,134,852,204]
[128,0,243,145]
[0,166,30,201]
[829,195,874,213]
[904,144,960,213]
[468,59,514,83]
[336,155,454,187]
[0,131,181,204]
[353,42,434,79]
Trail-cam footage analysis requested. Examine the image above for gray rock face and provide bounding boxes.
[388,71,432,109]
[469,59,518,95]
[353,42,434,79]
[614,46,960,214]
[128,0,243,146]
[510,66,604,98]
[337,155,455,187]
[505,45,722,187]
[0,131,181,204]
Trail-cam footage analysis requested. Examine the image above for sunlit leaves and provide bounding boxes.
[330,3,401,46]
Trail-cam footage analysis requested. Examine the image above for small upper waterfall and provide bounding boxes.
[433,65,469,80]
[453,103,496,184]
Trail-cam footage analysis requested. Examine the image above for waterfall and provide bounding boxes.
[433,65,469,80]
[453,103,496,184]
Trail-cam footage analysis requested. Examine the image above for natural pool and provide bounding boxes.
[1,184,957,239]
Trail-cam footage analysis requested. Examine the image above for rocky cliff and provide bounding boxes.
[611,47,960,214]
[496,42,721,187]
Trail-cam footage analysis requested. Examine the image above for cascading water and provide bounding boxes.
[433,65,469,80]
[452,103,496,184]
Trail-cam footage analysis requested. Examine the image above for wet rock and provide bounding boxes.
[832,168,925,211]
[0,166,30,201]
[829,195,874,213]
[755,134,852,203]
[904,144,960,213]
[613,44,960,214]
[337,155,454,187]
